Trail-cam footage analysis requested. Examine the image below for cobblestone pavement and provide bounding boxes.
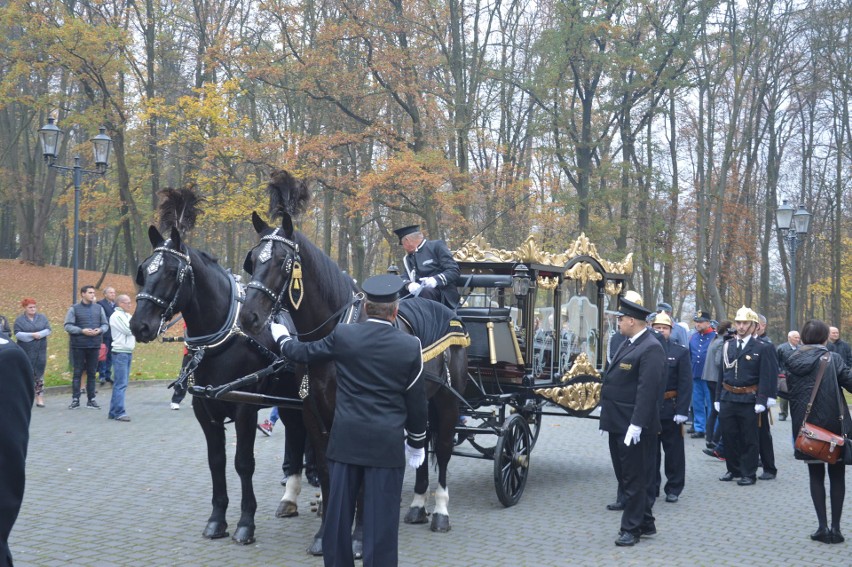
[10,382,844,566]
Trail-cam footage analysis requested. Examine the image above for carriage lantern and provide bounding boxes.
[387,263,400,275]
[512,263,531,299]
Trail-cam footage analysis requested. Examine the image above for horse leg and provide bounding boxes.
[404,459,430,525]
[232,406,258,544]
[276,407,305,518]
[303,405,329,556]
[195,403,229,539]
[430,390,457,533]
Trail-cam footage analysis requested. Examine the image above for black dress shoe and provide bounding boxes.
[811,527,831,543]
[719,471,736,481]
[640,524,657,536]
[690,431,705,439]
[606,501,626,511]
[737,476,756,486]
[758,472,776,480]
[706,441,717,449]
[615,531,639,546]
[665,493,679,503]
[831,528,845,543]
[686,427,695,434]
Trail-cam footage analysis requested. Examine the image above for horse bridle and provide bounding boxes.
[136,242,194,336]
[246,228,304,324]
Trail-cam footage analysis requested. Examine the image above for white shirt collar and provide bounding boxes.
[629,327,647,344]
[367,318,393,326]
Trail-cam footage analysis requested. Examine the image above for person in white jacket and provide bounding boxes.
[108,295,136,422]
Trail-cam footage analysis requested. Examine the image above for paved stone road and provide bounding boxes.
[10,382,844,566]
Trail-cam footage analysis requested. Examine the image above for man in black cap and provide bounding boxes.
[393,225,460,309]
[270,274,427,567]
[600,293,666,546]
[688,310,716,439]
[0,335,34,567]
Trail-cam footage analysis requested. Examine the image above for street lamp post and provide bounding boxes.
[775,200,812,330]
[38,118,112,305]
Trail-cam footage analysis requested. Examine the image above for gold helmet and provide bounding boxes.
[653,311,673,327]
[734,306,759,323]
[623,290,643,306]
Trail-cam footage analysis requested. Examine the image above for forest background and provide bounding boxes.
[0,0,850,339]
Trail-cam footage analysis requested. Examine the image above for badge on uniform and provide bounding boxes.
[746,355,752,361]
[619,363,632,370]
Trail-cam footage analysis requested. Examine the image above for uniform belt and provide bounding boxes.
[723,383,758,394]
[663,390,678,400]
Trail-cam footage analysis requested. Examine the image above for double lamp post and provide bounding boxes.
[775,200,812,331]
[38,118,112,305]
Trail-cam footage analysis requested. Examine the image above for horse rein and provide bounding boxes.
[136,242,194,336]
[246,229,304,325]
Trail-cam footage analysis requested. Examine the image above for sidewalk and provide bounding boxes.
[10,383,843,566]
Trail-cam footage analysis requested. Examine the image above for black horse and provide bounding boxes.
[129,188,308,545]
[239,171,468,548]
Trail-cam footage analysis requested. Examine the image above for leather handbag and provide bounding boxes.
[795,355,846,464]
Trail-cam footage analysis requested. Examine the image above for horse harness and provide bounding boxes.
[245,228,304,325]
[136,241,194,337]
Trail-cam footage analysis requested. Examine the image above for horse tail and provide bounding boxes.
[267,169,310,219]
[157,186,205,233]
[428,398,439,470]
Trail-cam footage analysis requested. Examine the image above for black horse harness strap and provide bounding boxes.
[246,229,304,323]
[184,271,247,352]
[136,242,194,336]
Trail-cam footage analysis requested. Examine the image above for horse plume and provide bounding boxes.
[267,169,310,220]
[157,187,205,233]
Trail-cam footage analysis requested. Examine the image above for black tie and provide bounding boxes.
[737,340,743,355]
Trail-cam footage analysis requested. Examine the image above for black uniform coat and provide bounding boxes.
[601,329,667,434]
[278,318,427,468]
[660,340,693,420]
[717,336,778,406]
[97,298,116,346]
[402,239,461,309]
[0,338,34,567]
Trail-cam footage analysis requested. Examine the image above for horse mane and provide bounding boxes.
[267,170,310,219]
[292,232,356,307]
[158,187,206,233]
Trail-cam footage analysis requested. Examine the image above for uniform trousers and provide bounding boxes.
[758,411,777,475]
[720,401,759,479]
[655,419,685,497]
[324,459,405,567]
[609,432,657,535]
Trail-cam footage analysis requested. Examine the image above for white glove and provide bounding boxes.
[405,443,425,469]
[767,397,777,408]
[673,414,688,424]
[420,277,438,289]
[407,282,422,294]
[754,404,766,413]
[714,402,720,412]
[270,322,290,342]
[623,424,642,446]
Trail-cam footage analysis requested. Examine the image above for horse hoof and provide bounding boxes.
[307,536,323,556]
[352,538,363,560]
[276,500,299,518]
[202,521,229,539]
[430,513,451,533]
[232,525,256,545]
[404,506,428,524]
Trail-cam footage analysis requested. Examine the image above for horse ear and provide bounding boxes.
[135,265,145,286]
[170,227,182,249]
[251,211,269,234]
[148,225,165,248]
[281,212,294,238]
[243,251,254,276]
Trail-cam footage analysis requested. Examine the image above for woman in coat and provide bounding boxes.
[786,319,852,544]
[13,298,51,407]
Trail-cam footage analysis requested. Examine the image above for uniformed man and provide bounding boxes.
[755,314,779,480]
[651,312,692,503]
[600,293,666,546]
[714,307,778,485]
[393,225,461,309]
[688,310,716,439]
[776,330,800,421]
[0,335,34,567]
[270,274,427,567]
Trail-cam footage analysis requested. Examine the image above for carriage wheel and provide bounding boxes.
[464,415,500,458]
[519,400,544,451]
[493,413,531,507]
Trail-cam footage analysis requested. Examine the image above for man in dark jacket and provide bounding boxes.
[97,286,116,385]
[271,274,427,567]
[394,225,460,309]
[0,336,34,567]
[715,307,778,486]
[651,312,692,503]
[64,285,109,409]
[828,327,852,367]
[600,294,666,546]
